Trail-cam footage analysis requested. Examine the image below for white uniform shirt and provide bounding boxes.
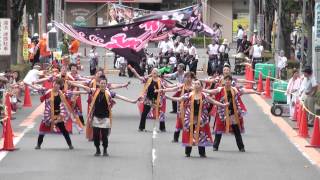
[299,75,317,96]
[23,69,40,84]
[277,56,287,69]
[158,41,168,54]
[237,29,244,40]
[189,46,197,56]
[208,44,219,55]
[219,45,229,54]
[252,45,264,58]
[174,42,184,53]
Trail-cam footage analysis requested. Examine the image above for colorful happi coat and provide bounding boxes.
[175,85,192,131]
[138,77,167,122]
[214,87,247,134]
[181,92,213,147]
[68,73,89,117]
[86,88,116,127]
[85,79,98,140]
[39,89,83,134]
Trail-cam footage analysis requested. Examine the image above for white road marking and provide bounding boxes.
[0,123,35,162]
[152,126,157,167]
[152,148,157,166]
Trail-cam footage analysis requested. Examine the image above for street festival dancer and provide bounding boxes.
[157,72,195,142]
[29,78,85,150]
[166,80,228,157]
[68,75,139,156]
[67,68,130,141]
[128,65,175,132]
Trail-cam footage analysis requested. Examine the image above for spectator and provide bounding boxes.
[250,29,260,45]
[286,69,301,120]
[89,46,99,75]
[276,50,287,79]
[299,66,318,127]
[250,39,264,70]
[207,39,220,76]
[236,24,244,50]
[69,37,80,64]
[60,36,69,56]
[39,33,51,65]
[237,35,251,58]
[219,39,230,66]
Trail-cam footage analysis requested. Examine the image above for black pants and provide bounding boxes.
[93,127,109,149]
[90,68,96,76]
[252,58,262,71]
[185,146,206,156]
[173,130,180,141]
[79,115,85,126]
[213,125,244,150]
[139,104,165,131]
[37,122,72,147]
[171,101,177,112]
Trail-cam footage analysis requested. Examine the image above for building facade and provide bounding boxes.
[63,0,249,42]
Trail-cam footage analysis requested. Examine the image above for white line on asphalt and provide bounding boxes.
[152,126,157,167]
[0,123,35,162]
[152,127,157,139]
[293,142,316,165]
[152,148,157,166]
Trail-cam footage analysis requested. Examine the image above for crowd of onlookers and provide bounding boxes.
[113,35,200,78]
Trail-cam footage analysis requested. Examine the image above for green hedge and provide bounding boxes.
[11,63,31,80]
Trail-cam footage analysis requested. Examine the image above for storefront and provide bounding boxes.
[64,0,163,26]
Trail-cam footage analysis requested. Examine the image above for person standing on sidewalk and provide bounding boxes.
[285,69,301,120]
[250,40,264,70]
[299,66,318,127]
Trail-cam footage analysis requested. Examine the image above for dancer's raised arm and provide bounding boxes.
[127,65,144,81]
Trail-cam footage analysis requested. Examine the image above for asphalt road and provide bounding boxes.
[0,61,320,180]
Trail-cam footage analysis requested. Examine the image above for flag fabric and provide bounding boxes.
[55,3,213,62]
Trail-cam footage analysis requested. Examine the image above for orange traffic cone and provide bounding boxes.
[245,67,253,89]
[245,65,249,80]
[1,94,16,151]
[292,101,298,121]
[294,102,301,129]
[264,73,271,98]
[257,72,263,92]
[298,107,309,138]
[23,85,32,107]
[306,117,320,148]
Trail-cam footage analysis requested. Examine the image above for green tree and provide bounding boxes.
[10,0,27,65]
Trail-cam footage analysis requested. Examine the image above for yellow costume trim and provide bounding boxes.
[189,91,203,146]
[142,78,161,119]
[88,89,112,127]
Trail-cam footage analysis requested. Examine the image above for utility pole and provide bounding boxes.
[274,0,282,67]
[41,0,47,35]
[301,0,306,69]
[249,0,256,38]
[314,0,320,82]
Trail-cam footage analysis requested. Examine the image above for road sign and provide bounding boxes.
[0,18,11,56]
